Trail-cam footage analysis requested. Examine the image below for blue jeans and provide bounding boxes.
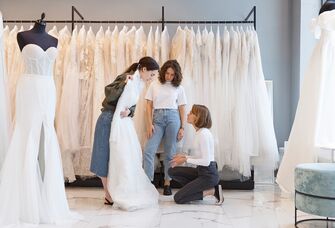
[90,110,114,177]
[143,109,180,181]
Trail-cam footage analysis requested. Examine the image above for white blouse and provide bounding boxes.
[186,128,215,166]
[145,79,187,109]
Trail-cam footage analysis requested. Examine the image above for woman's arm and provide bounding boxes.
[146,100,154,138]
[177,105,186,141]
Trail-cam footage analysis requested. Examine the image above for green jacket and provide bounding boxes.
[101,73,136,117]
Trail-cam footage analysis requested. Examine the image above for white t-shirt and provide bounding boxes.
[145,79,187,109]
[186,128,215,166]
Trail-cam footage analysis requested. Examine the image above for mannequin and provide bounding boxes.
[319,0,335,15]
[17,13,57,51]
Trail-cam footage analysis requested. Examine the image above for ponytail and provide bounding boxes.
[123,56,159,74]
[124,62,140,74]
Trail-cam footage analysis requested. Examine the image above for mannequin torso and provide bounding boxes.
[319,0,335,15]
[17,20,58,51]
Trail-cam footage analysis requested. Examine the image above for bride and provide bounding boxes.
[107,57,160,211]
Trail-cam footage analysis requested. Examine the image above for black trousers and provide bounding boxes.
[168,162,219,204]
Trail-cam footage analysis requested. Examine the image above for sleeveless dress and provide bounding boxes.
[0,43,79,225]
[277,10,335,192]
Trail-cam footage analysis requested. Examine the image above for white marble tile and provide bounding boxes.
[7,185,335,228]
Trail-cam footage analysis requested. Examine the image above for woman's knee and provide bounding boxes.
[174,192,187,204]
[168,167,175,177]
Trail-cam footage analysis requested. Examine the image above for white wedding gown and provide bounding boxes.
[0,43,79,225]
[108,70,159,211]
[0,12,11,167]
[277,10,335,192]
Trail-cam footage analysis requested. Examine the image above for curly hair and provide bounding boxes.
[158,60,182,87]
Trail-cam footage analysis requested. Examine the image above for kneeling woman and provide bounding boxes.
[168,105,224,205]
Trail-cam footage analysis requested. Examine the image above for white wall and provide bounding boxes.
[0,0,294,147]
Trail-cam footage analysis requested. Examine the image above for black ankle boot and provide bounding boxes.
[163,185,172,195]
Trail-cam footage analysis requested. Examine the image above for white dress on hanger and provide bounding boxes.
[194,27,203,104]
[57,26,80,182]
[108,70,159,211]
[110,26,119,81]
[0,43,78,225]
[0,12,11,168]
[116,26,128,75]
[232,28,253,177]
[250,29,278,183]
[133,26,148,148]
[92,27,106,128]
[104,27,112,84]
[182,27,196,152]
[7,26,24,123]
[74,25,91,176]
[154,26,161,64]
[217,27,230,170]
[170,26,186,69]
[277,10,335,192]
[222,27,238,171]
[146,26,154,57]
[201,27,209,106]
[48,26,58,38]
[125,26,136,68]
[134,26,146,62]
[54,26,71,130]
[207,27,219,162]
[79,27,96,148]
[161,26,170,64]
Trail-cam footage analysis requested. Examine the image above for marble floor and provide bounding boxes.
[18,185,335,228]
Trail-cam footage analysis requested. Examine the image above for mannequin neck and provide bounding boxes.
[319,1,335,15]
[31,22,46,33]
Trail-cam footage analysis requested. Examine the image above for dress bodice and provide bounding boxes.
[311,10,335,40]
[21,44,58,76]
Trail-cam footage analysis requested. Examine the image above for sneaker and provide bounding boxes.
[214,185,224,205]
[163,185,172,196]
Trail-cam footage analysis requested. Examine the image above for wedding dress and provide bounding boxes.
[277,10,335,192]
[161,26,170,64]
[0,12,11,168]
[116,26,128,75]
[92,27,105,138]
[108,70,159,211]
[154,26,161,64]
[0,43,78,225]
[53,26,71,130]
[110,26,119,81]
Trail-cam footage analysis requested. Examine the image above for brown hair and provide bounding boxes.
[191,105,212,129]
[158,60,182,87]
[124,56,159,74]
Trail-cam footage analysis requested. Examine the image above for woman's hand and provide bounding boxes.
[147,124,155,139]
[170,154,187,168]
[177,128,184,141]
[120,108,130,118]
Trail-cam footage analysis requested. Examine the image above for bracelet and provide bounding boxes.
[180,126,184,130]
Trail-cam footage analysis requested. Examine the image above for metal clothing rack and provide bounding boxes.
[3,5,257,31]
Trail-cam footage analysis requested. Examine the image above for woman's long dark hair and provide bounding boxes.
[124,56,159,74]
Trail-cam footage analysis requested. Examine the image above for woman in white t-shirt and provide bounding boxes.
[168,105,224,205]
[143,60,187,195]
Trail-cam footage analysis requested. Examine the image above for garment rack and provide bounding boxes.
[3,5,257,31]
[3,5,257,190]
